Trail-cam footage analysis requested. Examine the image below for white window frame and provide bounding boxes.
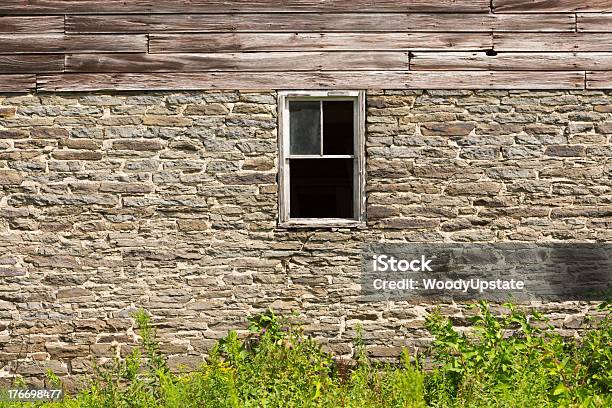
[277,90,366,228]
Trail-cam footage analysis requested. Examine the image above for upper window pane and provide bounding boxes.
[323,101,354,155]
[289,101,320,155]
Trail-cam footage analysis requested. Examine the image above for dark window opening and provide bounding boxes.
[289,158,354,219]
[323,100,354,155]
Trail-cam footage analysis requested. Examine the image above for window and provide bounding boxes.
[278,91,365,227]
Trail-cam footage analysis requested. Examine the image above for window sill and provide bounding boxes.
[278,218,366,229]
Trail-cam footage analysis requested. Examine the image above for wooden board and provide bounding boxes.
[150,33,493,53]
[65,52,409,72]
[577,14,612,32]
[0,74,36,92]
[406,71,584,89]
[494,0,612,12]
[586,71,612,88]
[66,13,575,33]
[0,55,64,73]
[37,72,410,91]
[494,33,612,51]
[36,71,585,92]
[0,0,490,14]
[0,34,147,54]
[0,16,64,33]
[411,52,612,71]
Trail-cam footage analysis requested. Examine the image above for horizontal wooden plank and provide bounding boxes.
[577,13,612,32]
[0,55,64,73]
[66,13,575,33]
[409,71,584,89]
[494,0,612,12]
[411,52,612,71]
[36,71,585,91]
[150,33,492,53]
[0,16,64,33]
[65,52,409,72]
[0,34,147,54]
[494,33,612,51]
[0,0,490,14]
[37,72,408,91]
[586,71,612,88]
[0,74,36,92]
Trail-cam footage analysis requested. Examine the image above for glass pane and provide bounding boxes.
[289,101,321,155]
[290,158,354,219]
[323,100,354,155]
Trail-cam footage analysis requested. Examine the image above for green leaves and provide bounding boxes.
[553,383,569,396]
[21,303,610,408]
[423,301,612,407]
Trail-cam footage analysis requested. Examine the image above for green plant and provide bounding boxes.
[0,302,608,408]
[423,301,612,408]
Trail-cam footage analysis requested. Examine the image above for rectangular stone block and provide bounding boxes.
[112,139,163,151]
[51,150,102,160]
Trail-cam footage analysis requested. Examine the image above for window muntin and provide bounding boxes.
[278,91,365,227]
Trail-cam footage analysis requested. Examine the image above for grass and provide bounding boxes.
[1,301,610,407]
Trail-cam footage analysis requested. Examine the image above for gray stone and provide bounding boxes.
[379,218,439,229]
[420,122,474,136]
[544,145,586,157]
[0,129,28,139]
[112,139,163,151]
[51,150,103,160]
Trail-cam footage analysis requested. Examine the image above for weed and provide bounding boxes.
[1,302,609,408]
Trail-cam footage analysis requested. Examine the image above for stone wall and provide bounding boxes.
[0,90,610,389]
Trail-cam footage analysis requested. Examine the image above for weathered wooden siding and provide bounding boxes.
[1,1,612,91]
